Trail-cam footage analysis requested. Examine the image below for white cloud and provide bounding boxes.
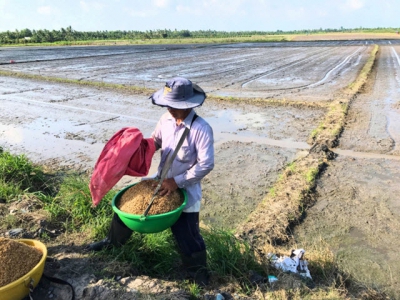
[37,6,53,15]
[175,5,189,13]
[286,7,306,20]
[153,0,169,8]
[126,8,158,18]
[176,0,247,17]
[0,0,14,25]
[316,9,328,17]
[344,0,364,11]
[80,1,105,12]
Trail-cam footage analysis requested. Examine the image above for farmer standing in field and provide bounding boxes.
[87,77,215,286]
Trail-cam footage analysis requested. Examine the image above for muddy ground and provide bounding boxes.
[1,42,400,299]
[295,45,400,299]
[294,155,400,299]
[340,45,400,155]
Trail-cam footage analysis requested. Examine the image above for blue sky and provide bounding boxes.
[0,0,398,32]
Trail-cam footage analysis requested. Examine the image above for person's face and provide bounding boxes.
[167,107,191,121]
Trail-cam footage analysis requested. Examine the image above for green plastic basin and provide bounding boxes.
[112,182,187,233]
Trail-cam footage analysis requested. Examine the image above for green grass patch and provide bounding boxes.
[0,147,113,235]
[305,167,319,184]
[268,186,276,197]
[0,148,50,202]
[104,230,179,276]
[205,228,264,281]
[44,175,114,235]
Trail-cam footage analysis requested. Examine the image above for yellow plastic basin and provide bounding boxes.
[0,239,47,300]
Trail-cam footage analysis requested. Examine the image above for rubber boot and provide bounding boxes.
[181,250,209,287]
[86,214,133,252]
[86,237,112,252]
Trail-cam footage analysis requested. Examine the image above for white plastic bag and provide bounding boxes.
[267,248,312,279]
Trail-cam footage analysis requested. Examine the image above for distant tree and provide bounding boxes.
[20,28,32,37]
[180,30,191,37]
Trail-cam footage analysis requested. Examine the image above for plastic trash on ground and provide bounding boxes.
[268,275,278,283]
[267,248,312,280]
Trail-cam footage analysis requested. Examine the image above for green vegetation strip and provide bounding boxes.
[308,44,379,147]
[238,152,327,246]
[1,27,399,46]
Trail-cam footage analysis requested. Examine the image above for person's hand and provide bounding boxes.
[158,178,178,196]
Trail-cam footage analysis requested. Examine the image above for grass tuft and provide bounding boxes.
[0,149,48,201]
[44,175,114,235]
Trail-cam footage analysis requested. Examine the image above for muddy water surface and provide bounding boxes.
[1,44,370,101]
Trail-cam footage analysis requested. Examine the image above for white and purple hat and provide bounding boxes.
[150,77,206,109]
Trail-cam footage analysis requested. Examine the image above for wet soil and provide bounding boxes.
[202,142,297,229]
[294,45,400,298]
[294,155,400,299]
[340,46,400,155]
[292,33,400,41]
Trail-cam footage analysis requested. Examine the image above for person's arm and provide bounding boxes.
[151,119,162,151]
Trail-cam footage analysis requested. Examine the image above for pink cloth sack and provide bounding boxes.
[89,127,156,206]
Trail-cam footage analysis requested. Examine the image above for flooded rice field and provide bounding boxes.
[1,42,400,297]
[1,42,372,100]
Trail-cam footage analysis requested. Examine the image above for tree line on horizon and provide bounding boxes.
[0,26,399,44]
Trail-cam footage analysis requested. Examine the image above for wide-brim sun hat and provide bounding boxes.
[150,77,206,109]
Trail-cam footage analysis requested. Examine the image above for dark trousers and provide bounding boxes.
[108,212,206,257]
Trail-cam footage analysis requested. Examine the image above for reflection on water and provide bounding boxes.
[1,126,23,144]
